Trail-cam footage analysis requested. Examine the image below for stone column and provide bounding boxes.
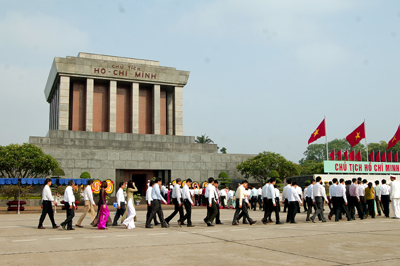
[109,81,117,133]
[166,91,174,135]
[131,83,139,134]
[174,86,183,136]
[59,76,70,130]
[86,78,94,131]
[153,84,160,134]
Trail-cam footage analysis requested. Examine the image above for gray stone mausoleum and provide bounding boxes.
[29,53,254,196]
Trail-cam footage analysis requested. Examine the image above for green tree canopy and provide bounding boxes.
[216,171,232,187]
[0,143,59,178]
[220,147,227,154]
[269,170,280,178]
[237,151,300,185]
[195,134,214,144]
[300,138,367,164]
[80,171,91,179]
[52,167,65,177]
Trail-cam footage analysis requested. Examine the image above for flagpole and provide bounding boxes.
[364,119,369,163]
[325,115,329,161]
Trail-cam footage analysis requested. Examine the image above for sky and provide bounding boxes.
[0,0,400,163]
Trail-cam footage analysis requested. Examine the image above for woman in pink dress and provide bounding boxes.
[98,181,109,230]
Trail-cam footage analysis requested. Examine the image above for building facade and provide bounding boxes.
[30,53,254,196]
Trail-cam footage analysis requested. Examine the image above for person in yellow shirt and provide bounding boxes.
[365,182,375,218]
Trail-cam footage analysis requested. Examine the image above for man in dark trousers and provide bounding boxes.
[146,180,160,226]
[213,181,223,224]
[60,180,77,230]
[181,179,195,227]
[232,180,256,226]
[146,178,168,228]
[165,178,184,226]
[264,178,283,225]
[113,182,126,226]
[38,178,59,229]
[204,177,218,226]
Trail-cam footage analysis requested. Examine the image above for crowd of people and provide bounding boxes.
[37,174,400,230]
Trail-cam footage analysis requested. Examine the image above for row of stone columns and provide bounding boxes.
[57,75,183,135]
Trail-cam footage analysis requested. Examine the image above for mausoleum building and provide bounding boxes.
[29,53,254,196]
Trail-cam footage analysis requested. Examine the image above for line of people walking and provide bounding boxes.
[38,175,400,230]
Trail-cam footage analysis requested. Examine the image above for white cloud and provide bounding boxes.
[0,10,89,56]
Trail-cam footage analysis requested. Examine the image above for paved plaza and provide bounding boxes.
[1,207,400,265]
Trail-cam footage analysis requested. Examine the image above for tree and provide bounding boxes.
[299,160,324,175]
[268,170,282,184]
[195,134,214,144]
[220,147,227,154]
[52,167,65,178]
[80,171,91,179]
[236,151,301,185]
[301,138,367,163]
[216,171,232,187]
[0,143,59,178]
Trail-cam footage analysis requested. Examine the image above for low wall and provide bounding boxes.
[0,199,42,207]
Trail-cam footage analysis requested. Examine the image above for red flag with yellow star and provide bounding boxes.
[346,122,365,147]
[387,125,400,150]
[308,119,326,145]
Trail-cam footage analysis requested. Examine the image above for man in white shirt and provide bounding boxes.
[390,175,400,218]
[165,178,184,226]
[219,187,227,209]
[296,185,302,214]
[146,180,160,226]
[258,186,263,210]
[76,180,96,228]
[336,178,351,221]
[303,184,308,213]
[328,178,338,220]
[306,179,316,221]
[287,182,302,223]
[359,179,368,218]
[250,186,258,211]
[263,178,283,225]
[227,189,235,209]
[204,177,218,226]
[60,180,77,230]
[262,179,272,222]
[146,177,168,228]
[310,176,328,223]
[38,178,59,229]
[181,179,195,227]
[282,180,292,212]
[112,182,126,226]
[374,180,383,216]
[379,179,391,218]
[232,180,256,225]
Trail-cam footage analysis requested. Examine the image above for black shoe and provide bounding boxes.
[61,223,66,230]
[232,222,239,226]
[306,219,311,221]
[67,228,75,230]
[155,222,161,226]
[178,220,182,228]
[276,221,284,225]
[250,221,256,225]
[322,220,327,223]
[310,218,315,223]
[112,224,117,226]
[243,221,249,224]
[207,222,214,227]
[203,218,208,224]
[146,226,153,229]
